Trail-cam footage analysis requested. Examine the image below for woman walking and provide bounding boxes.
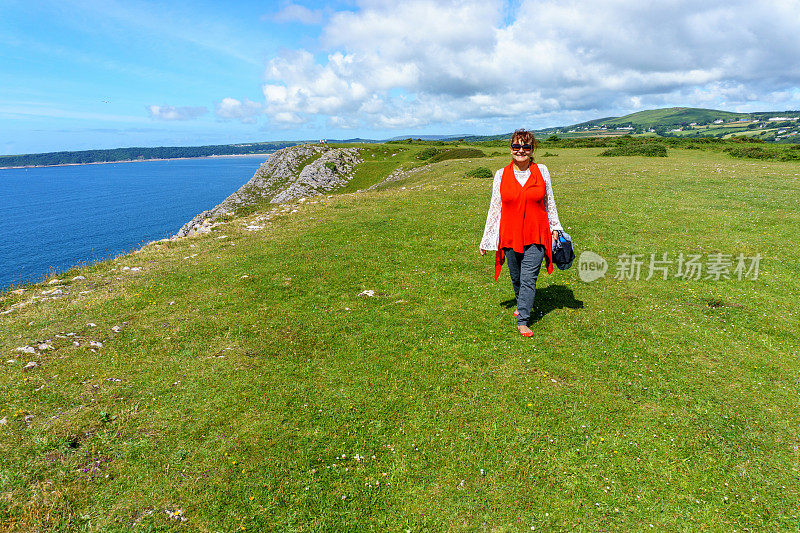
[479,130,563,337]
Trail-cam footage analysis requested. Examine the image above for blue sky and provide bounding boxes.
[2,0,800,154]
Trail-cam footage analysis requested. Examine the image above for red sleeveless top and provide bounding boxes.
[494,162,553,280]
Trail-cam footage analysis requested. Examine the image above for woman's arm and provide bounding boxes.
[539,164,563,233]
[479,169,503,253]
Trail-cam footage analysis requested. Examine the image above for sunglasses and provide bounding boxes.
[511,143,532,151]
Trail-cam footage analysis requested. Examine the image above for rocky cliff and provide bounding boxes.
[176,144,362,237]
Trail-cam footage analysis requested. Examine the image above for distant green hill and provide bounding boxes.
[461,107,758,141]
[599,107,748,127]
[557,107,750,131]
[464,107,800,143]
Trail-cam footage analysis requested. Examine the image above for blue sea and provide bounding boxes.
[0,155,268,292]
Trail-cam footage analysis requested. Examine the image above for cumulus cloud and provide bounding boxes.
[214,97,263,123]
[251,0,800,131]
[147,105,208,121]
[271,3,324,24]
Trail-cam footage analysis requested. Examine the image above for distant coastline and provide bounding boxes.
[0,141,297,169]
[0,152,273,170]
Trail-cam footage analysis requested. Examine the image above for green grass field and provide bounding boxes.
[1,147,799,531]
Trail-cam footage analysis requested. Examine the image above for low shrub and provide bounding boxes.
[428,148,485,163]
[476,140,512,148]
[599,144,668,157]
[557,137,616,148]
[724,146,771,160]
[465,167,493,179]
[729,135,765,143]
[688,137,726,144]
[417,147,441,160]
[723,146,800,161]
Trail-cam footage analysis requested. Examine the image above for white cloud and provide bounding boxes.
[271,3,324,24]
[274,111,305,125]
[147,105,208,121]
[214,97,263,124]
[248,0,800,131]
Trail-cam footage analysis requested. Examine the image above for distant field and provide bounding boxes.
[1,147,799,531]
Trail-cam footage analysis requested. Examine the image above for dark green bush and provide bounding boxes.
[427,148,485,163]
[723,146,771,159]
[465,167,493,179]
[722,145,800,161]
[475,140,509,148]
[599,144,668,157]
[729,136,765,143]
[417,147,441,160]
[556,137,616,148]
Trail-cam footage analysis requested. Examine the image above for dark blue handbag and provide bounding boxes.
[552,230,574,270]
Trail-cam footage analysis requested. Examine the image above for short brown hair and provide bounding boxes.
[510,129,538,150]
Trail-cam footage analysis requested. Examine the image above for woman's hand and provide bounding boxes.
[552,230,559,241]
[479,248,487,256]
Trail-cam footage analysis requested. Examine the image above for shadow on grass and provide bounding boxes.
[499,284,584,323]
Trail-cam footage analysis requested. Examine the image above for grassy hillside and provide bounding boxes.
[1,146,799,531]
[463,107,800,143]
[601,107,747,127]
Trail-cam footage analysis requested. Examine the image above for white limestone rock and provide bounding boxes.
[175,144,363,238]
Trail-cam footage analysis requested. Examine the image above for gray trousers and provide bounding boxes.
[504,244,545,326]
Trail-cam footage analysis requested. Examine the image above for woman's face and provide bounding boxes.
[511,138,532,165]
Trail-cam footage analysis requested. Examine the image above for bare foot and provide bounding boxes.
[517,325,534,337]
